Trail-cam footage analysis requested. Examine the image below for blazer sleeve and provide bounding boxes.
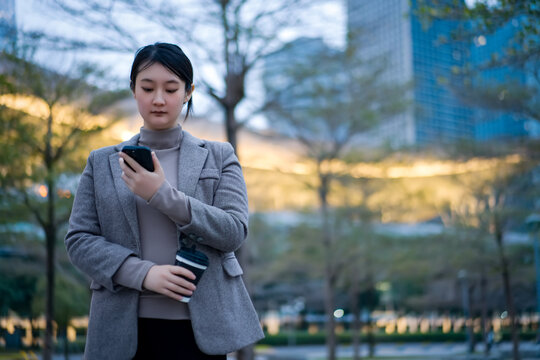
[64,151,137,292]
[183,142,249,252]
[150,142,248,253]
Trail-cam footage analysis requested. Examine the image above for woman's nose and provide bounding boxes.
[153,90,165,105]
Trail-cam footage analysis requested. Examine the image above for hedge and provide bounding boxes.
[1,331,535,353]
[257,331,537,346]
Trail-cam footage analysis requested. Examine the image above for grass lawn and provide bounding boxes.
[0,351,39,360]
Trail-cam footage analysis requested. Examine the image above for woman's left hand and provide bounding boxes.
[119,151,165,201]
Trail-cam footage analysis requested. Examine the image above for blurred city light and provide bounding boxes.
[263,311,280,335]
[57,189,71,199]
[67,326,77,342]
[38,185,48,198]
[474,35,487,46]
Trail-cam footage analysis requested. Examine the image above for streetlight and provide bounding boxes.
[525,213,540,343]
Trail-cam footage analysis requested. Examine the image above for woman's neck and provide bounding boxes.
[138,125,183,150]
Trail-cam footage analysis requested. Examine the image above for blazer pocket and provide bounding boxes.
[196,169,220,204]
[221,252,244,277]
[199,168,220,180]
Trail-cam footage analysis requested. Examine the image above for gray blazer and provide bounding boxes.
[65,131,264,359]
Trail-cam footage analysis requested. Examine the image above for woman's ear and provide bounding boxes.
[184,84,195,103]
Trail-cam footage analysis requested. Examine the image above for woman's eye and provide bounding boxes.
[166,89,178,93]
[142,87,153,92]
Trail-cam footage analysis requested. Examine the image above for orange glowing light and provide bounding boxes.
[57,189,72,199]
[38,185,48,198]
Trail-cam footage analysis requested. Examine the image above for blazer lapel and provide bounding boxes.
[177,131,208,197]
[110,135,140,246]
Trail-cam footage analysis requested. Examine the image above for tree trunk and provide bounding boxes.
[318,171,337,360]
[225,105,238,152]
[350,276,362,360]
[44,222,56,360]
[324,265,337,360]
[495,227,520,360]
[43,113,56,360]
[62,328,69,360]
[480,269,489,355]
[466,283,476,353]
[366,313,375,358]
[365,248,376,358]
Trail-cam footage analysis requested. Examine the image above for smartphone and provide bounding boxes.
[121,145,154,172]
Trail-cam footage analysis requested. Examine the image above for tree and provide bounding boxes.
[32,272,89,360]
[0,257,39,319]
[0,47,125,360]
[336,209,380,360]
[416,0,540,123]
[263,37,408,359]
[435,146,539,360]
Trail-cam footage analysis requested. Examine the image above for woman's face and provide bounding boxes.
[133,62,193,131]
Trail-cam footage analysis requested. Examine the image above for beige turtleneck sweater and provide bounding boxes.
[112,125,192,319]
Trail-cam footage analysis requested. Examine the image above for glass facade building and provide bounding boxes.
[347,0,533,146]
[0,0,16,51]
[263,37,341,138]
[347,0,416,147]
[470,19,532,140]
[409,0,475,145]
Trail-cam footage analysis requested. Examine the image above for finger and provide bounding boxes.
[121,171,135,189]
[119,152,143,173]
[166,282,194,296]
[162,288,184,302]
[167,272,196,291]
[118,157,136,176]
[169,265,197,281]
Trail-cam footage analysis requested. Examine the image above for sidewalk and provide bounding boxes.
[252,341,540,360]
[33,341,540,360]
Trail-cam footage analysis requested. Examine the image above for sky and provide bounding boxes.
[15,0,346,128]
[13,0,491,129]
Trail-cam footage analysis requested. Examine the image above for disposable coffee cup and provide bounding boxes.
[175,246,209,303]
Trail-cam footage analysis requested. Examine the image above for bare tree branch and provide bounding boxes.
[22,190,46,229]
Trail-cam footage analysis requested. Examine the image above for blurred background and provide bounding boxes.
[0,0,539,359]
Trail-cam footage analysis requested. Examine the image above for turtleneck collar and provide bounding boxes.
[138,125,183,150]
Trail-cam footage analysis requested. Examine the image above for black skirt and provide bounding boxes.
[133,318,227,360]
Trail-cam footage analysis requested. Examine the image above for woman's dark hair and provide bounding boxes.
[130,42,194,119]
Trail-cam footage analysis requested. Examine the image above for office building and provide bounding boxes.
[263,37,341,139]
[470,19,535,140]
[0,0,16,51]
[347,0,533,146]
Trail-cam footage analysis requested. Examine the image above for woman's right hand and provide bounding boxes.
[142,265,197,301]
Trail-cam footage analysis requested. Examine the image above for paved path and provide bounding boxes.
[32,341,540,359]
[254,342,540,359]
[254,342,540,360]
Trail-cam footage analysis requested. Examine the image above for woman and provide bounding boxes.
[65,43,264,359]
